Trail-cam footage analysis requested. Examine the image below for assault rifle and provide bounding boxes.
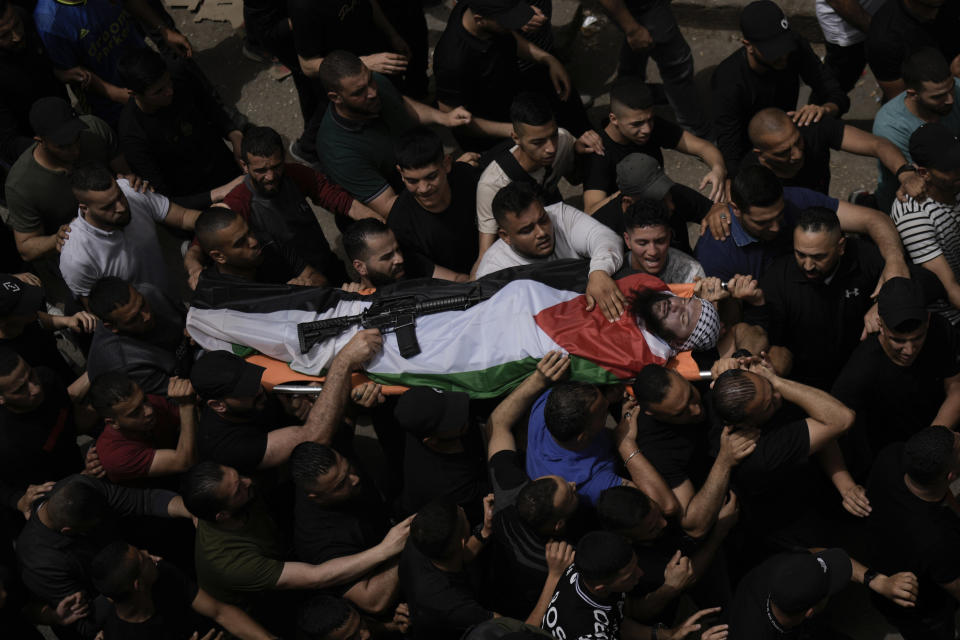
[297,292,486,357]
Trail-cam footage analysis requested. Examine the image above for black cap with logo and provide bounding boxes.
[740,1,797,62]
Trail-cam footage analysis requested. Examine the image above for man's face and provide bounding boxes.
[106,385,157,433]
[604,553,644,593]
[0,4,26,52]
[332,69,381,118]
[921,165,960,197]
[106,285,156,334]
[756,125,805,177]
[740,371,782,425]
[244,150,285,196]
[879,318,929,367]
[582,388,610,443]
[610,105,655,145]
[138,72,175,111]
[398,159,451,211]
[644,371,704,424]
[746,42,790,71]
[0,357,44,411]
[913,77,955,116]
[793,228,844,280]
[738,198,786,242]
[514,120,559,168]
[327,609,371,640]
[212,217,263,269]
[627,502,669,543]
[547,475,579,525]
[41,137,82,166]
[651,295,702,344]
[624,224,671,276]
[498,200,554,258]
[220,388,267,418]
[78,182,131,230]
[126,545,161,591]
[307,450,363,506]
[217,466,255,515]
[356,231,405,285]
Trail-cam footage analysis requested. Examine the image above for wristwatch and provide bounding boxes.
[863,568,879,589]
[895,163,917,178]
[471,523,489,544]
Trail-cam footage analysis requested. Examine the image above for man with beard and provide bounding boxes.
[341,219,464,289]
[185,126,380,288]
[873,48,960,211]
[189,329,381,472]
[711,1,848,177]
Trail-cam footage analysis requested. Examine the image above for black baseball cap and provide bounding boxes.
[909,123,960,172]
[29,97,87,145]
[740,1,797,62]
[0,274,44,317]
[466,0,534,30]
[394,387,470,439]
[617,153,675,200]
[878,277,928,331]
[769,549,851,614]
[190,351,265,399]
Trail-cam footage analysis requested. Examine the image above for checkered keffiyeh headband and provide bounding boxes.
[676,297,720,352]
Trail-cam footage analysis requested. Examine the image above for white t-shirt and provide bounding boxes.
[475,128,577,235]
[475,202,623,278]
[59,179,171,297]
[814,0,884,47]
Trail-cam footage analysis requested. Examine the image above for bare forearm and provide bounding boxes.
[874,138,909,176]
[213,604,277,640]
[526,571,565,625]
[174,404,199,468]
[932,385,960,429]
[277,546,390,590]
[628,585,680,620]
[681,461,732,538]
[302,357,354,444]
[489,376,550,436]
[619,440,680,516]
[67,372,90,404]
[18,234,57,260]
[817,441,857,494]
[773,377,854,429]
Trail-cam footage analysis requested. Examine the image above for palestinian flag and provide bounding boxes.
[187,260,697,399]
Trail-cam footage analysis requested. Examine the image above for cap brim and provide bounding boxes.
[644,174,676,201]
[10,283,44,317]
[232,361,266,397]
[816,548,852,597]
[490,2,535,30]
[46,118,87,146]
[437,391,470,436]
[755,32,796,63]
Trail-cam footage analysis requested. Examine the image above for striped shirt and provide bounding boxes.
[891,195,960,324]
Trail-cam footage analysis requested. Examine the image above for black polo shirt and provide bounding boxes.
[866,0,960,83]
[583,120,684,196]
[433,1,520,121]
[831,313,960,457]
[744,238,885,389]
[388,162,481,274]
[711,43,849,177]
[288,0,380,59]
[741,116,846,195]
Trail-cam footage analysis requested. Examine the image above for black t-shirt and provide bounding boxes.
[0,321,75,384]
[197,397,289,474]
[288,0,380,59]
[583,121,684,195]
[388,162,481,275]
[633,521,700,596]
[97,561,205,640]
[866,0,960,83]
[831,314,960,455]
[433,1,521,121]
[865,444,960,620]
[401,423,490,523]
[541,563,625,640]
[728,553,819,640]
[740,116,845,195]
[0,367,80,512]
[399,541,493,639]
[635,414,705,489]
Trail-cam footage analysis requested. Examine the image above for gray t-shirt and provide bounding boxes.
[614,248,705,283]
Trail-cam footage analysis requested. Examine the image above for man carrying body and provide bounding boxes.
[613,198,706,283]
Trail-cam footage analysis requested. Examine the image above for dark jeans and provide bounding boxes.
[821,41,867,96]
[618,0,711,139]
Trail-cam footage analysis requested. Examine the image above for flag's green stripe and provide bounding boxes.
[366,355,620,399]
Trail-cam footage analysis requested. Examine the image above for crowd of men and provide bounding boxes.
[0,0,960,637]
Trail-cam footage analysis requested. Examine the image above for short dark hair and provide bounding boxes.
[411,499,460,561]
[0,346,22,378]
[44,477,108,530]
[491,181,541,228]
[88,372,138,418]
[297,595,355,640]
[730,165,783,214]
[796,207,840,234]
[623,198,672,233]
[902,47,951,92]
[575,531,634,583]
[88,276,134,321]
[610,76,654,112]
[290,442,339,491]
[597,485,653,531]
[117,48,167,95]
[510,91,555,130]
[71,163,115,194]
[241,125,284,162]
[195,207,240,254]
[627,289,675,341]
[632,364,674,407]
[342,218,391,262]
[395,126,444,170]
[318,50,365,93]
[180,462,228,522]
[904,425,956,486]
[712,369,757,425]
[516,477,561,531]
[91,541,139,602]
[544,382,599,443]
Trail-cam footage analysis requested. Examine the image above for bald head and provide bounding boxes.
[748,108,796,149]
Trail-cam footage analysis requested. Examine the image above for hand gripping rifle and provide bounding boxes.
[297,292,485,357]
